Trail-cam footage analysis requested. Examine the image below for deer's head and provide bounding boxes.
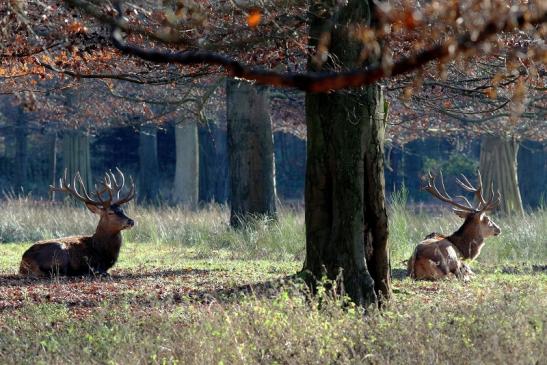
[51,168,136,233]
[424,170,501,238]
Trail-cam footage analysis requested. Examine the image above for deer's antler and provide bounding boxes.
[424,170,500,213]
[423,172,477,212]
[50,168,135,208]
[455,170,500,212]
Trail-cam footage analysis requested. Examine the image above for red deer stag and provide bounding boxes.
[19,168,135,277]
[408,171,501,281]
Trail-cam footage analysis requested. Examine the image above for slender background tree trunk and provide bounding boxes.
[480,135,523,215]
[49,132,58,201]
[63,129,92,190]
[14,110,28,191]
[173,121,199,208]
[226,79,277,227]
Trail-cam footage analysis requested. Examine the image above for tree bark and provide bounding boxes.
[62,129,92,190]
[173,121,199,208]
[480,135,524,215]
[302,0,390,307]
[138,124,160,203]
[226,79,277,227]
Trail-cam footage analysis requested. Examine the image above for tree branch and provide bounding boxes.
[107,3,545,93]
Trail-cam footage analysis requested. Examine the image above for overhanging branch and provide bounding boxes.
[107,3,545,93]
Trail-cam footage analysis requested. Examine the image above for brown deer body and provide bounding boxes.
[408,171,501,281]
[19,169,135,277]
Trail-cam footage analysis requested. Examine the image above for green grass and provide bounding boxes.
[0,198,545,364]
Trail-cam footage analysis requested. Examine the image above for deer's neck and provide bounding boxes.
[447,221,484,260]
[92,227,122,255]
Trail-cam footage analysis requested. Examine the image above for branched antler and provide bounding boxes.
[50,168,135,207]
[424,170,500,213]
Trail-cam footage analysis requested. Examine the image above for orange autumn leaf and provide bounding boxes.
[247,9,261,28]
[67,21,87,34]
[484,87,497,99]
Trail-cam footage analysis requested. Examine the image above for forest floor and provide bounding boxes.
[1,243,545,365]
[0,202,545,364]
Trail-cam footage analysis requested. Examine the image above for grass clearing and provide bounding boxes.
[0,198,545,364]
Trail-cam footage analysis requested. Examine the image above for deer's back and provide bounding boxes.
[409,238,461,280]
[20,236,93,277]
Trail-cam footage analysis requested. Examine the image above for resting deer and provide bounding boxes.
[407,171,501,281]
[19,168,135,277]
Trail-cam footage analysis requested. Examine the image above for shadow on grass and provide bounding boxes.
[391,268,408,280]
[1,264,544,312]
[0,268,213,287]
[0,268,301,312]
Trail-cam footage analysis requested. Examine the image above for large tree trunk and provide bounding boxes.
[480,135,524,215]
[14,110,28,191]
[138,124,160,203]
[63,130,92,190]
[302,0,390,307]
[226,79,277,227]
[173,121,199,208]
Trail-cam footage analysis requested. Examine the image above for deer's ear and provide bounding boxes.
[453,209,470,219]
[85,203,103,215]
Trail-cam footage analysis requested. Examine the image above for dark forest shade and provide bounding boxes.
[226,79,277,227]
[138,124,160,203]
[14,108,28,191]
[199,123,230,204]
[0,114,544,208]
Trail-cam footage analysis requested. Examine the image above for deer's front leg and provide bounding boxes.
[461,262,475,276]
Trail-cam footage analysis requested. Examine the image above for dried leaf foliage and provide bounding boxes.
[0,0,544,140]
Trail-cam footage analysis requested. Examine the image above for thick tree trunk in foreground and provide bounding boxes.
[138,124,160,203]
[226,79,276,227]
[173,121,199,208]
[480,135,523,215]
[63,130,92,190]
[302,0,390,307]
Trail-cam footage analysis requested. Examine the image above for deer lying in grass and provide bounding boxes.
[408,171,501,281]
[19,168,135,277]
